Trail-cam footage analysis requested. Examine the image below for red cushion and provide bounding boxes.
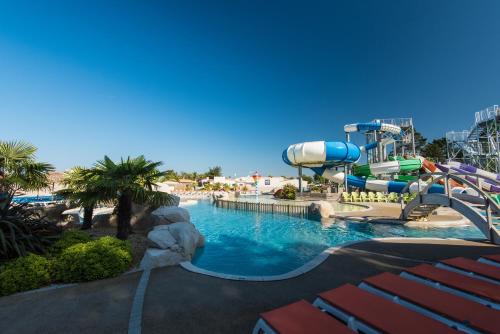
[260,300,351,334]
[442,257,500,280]
[318,284,456,334]
[364,272,500,334]
[406,264,500,302]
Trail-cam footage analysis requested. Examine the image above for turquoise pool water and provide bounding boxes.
[190,201,484,276]
[12,195,62,203]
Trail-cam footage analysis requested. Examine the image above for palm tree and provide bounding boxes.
[56,167,104,230]
[89,156,176,240]
[0,141,54,217]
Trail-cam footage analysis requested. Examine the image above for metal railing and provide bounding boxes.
[399,171,500,243]
[214,199,310,218]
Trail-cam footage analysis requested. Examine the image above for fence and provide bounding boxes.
[214,199,309,218]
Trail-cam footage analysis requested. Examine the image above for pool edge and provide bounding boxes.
[179,237,472,281]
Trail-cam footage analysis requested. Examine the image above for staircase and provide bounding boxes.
[469,204,500,232]
[406,204,441,221]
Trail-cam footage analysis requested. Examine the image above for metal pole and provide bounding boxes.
[344,165,349,192]
[411,118,416,157]
[298,166,303,195]
[345,132,350,193]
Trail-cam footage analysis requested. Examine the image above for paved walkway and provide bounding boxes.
[0,239,498,334]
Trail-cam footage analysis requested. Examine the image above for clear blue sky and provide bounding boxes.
[1,1,499,176]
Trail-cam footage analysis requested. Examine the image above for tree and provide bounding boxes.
[162,169,179,181]
[88,155,176,240]
[56,167,104,230]
[422,137,447,163]
[301,175,313,183]
[313,173,328,184]
[400,129,427,156]
[0,141,54,217]
[206,166,222,178]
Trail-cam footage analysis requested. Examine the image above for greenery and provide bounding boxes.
[57,167,106,230]
[0,140,54,217]
[53,236,132,282]
[274,184,297,200]
[159,166,222,183]
[49,230,92,255]
[301,175,313,183]
[86,155,176,239]
[421,137,447,162]
[0,253,52,296]
[0,204,59,260]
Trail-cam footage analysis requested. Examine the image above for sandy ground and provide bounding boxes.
[334,202,468,225]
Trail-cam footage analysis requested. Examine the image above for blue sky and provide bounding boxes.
[1,1,499,176]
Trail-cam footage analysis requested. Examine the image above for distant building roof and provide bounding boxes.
[178,179,197,183]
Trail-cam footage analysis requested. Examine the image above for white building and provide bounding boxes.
[209,175,307,193]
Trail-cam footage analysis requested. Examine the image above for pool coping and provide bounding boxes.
[179,237,479,281]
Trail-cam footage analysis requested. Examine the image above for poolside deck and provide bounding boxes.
[0,238,498,334]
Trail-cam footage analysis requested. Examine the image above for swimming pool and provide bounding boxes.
[12,195,62,203]
[190,201,483,276]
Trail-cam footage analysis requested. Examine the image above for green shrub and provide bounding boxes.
[49,230,92,255]
[54,236,132,283]
[0,254,52,296]
[276,184,297,200]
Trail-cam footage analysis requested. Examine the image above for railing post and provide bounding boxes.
[486,200,493,242]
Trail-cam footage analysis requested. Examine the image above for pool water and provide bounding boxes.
[12,195,62,203]
[190,201,484,276]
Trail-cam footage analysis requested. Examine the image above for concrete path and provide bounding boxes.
[0,239,498,334]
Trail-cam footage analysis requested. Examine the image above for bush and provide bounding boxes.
[275,184,297,200]
[0,254,52,296]
[0,204,61,260]
[49,230,92,255]
[54,236,132,282]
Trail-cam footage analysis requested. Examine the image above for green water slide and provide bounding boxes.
[353,157,423,177]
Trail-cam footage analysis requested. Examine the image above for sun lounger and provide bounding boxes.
[313,284,456,334]
[401,264,500,309]
[436,257,500,284]
[360,272,500,334]
[478,254,500,268]
[254,255,500,333]
[341,192,352,202]
[252,300,352,334]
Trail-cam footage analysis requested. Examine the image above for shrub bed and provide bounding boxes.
[54,236,132,282]
[0,232,133,296]
[0,254,52,296]
[49,230,92,255]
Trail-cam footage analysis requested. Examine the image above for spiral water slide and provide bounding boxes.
[282,122,444,193]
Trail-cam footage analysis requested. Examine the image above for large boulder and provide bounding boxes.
[140,222,204,269]
[140,248,185,269]
[147,227,178,249]
[151,206,190,224]
[166,222,201,258]
[308,201,335,221]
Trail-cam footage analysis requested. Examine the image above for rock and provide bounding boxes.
[147,228,177,249]
[140,221,205,269]
[196,234,205,248]
[151,206,190,224]
[139,248,185,269]
[308,201,334,221]
[167,222,201,258]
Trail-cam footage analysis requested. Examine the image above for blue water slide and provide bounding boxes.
[283,141,361,167]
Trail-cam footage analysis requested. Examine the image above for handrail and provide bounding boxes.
[399,171,500,210]
[399,170,500,243]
